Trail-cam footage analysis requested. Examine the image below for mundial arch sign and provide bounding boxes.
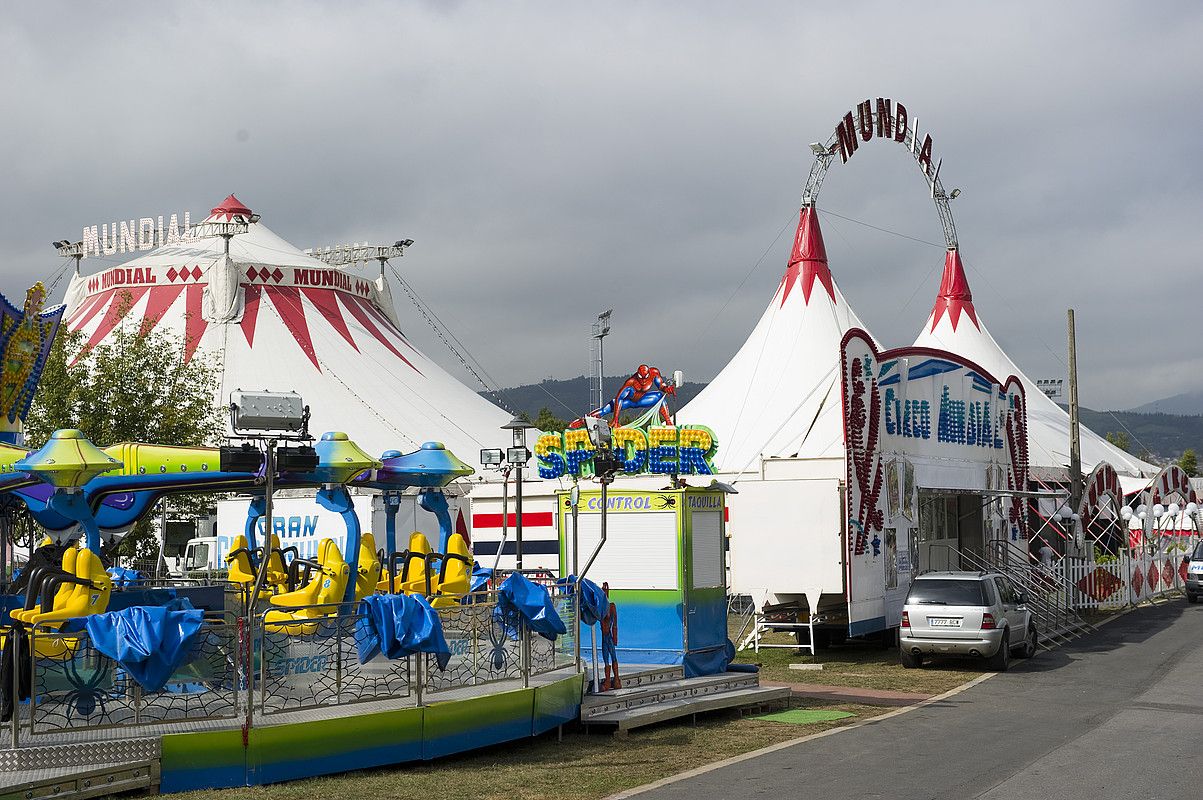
[840,328,1029,634]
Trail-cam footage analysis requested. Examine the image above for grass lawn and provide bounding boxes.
[158,699,883,800]
[733,631,983,695]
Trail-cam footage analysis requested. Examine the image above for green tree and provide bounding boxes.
[26,295,224,559]
[532,406,567,432]
[1178,448,1199,477]
[1106,431,1131,453]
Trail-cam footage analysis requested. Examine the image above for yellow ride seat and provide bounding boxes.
[354,533,382,601]
[430,533,473,608]
[11,547,77,624]
[27,548,112,626]
[397,532,435,596]
[225,534,257,586]
[25,548,112,660]
[264,539,350,633]
[265,534,292,592]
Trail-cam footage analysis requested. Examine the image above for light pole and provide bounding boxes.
[592,310,612,412]
[501,416,533,572]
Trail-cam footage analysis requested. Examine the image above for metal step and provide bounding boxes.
[583,685,791,731]
[0,737,159,773]
[0,760,157,800]
[584,665,684,692]
[582,672,760,719]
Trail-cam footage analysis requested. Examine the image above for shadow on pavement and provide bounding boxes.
[1008,599,1193,675]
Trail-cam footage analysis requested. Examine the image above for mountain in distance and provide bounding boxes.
[484,374,706,425]
[483,376,1203,463]
[1127,389,1203,416]
[1069,406,1203,463]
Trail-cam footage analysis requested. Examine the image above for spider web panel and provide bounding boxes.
[258,616,344,715]
[30,630,137,734]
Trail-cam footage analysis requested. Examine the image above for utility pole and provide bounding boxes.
[1067,309,1083,518]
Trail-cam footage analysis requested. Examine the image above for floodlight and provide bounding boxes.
[586,417,612,449]
[480,448,504,467]
[506,446,530,465]
[230,390,307,434]
[809,142,827,156]
[949,188,961,199]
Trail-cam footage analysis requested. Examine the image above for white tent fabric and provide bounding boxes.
[913,249,1154,478]
[678,208,872,473]
[61,195,510,468]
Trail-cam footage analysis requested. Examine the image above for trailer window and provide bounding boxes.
[906,579,986,606]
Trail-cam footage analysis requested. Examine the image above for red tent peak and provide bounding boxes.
[211,194,253,217]
[778,206,836,307]
[929,248,979,332]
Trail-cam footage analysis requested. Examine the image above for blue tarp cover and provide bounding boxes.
[495,573,566,642]
[558,575,607,626]
[81,599,203,692]
[356,593,451,669]
[470,562,492,593]
[107,566,147,588]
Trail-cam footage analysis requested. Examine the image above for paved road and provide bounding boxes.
[636,601,1203,799]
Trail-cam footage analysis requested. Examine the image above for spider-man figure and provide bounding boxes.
[597,365,676,425]
[600,581,621,691]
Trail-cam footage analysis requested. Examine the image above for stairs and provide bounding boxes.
[966,543,1096,649]
[0,735,160,800]
[580,668,790,732]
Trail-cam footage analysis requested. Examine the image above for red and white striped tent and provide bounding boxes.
[61,195,510,469]
[912,249,1155,478]
[677,207,874,473]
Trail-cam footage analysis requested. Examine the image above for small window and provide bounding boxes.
[993,577,1013,604]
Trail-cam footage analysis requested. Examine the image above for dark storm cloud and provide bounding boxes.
[1,1,1199,410]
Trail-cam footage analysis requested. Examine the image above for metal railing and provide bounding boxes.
[256,602,411,716]
[929,542,1091,648]
[23,618,239,739]
[8,587,580,748]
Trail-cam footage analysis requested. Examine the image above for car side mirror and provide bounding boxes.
[1015,592,1029,605]
[1182,556,1191,566]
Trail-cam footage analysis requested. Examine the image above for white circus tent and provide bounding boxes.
[678,207,872,474]
[674,206,876,610]
[61,195,510,468]
[913,249,1155,478]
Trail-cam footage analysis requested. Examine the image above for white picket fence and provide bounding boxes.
[1059,553,1191,611]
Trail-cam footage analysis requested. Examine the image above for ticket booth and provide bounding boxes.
[557,486,729,676]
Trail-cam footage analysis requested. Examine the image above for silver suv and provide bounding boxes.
[900,571,1037,671]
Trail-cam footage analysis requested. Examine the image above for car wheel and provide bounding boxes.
[900,648,922,669]
[1017,625,1037,659]
[986,630,1010,672]
[1188,593,1199,604]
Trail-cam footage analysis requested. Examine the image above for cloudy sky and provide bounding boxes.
[2,1,1199,412]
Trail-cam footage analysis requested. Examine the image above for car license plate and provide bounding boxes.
[928,617,961,628]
